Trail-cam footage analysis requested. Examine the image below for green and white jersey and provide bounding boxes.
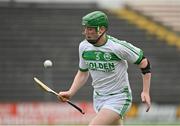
[79,35,143,95]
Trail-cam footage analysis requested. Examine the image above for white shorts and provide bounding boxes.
[93,87,132,118]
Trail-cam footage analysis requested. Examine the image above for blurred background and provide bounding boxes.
[0,0,180,125]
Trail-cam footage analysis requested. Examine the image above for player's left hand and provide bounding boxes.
[141,92,151,112]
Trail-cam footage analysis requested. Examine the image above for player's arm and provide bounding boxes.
[58,41,90,101]
[115,41,151,112]
[68,70,89,97]
[138,57,151,112]
[58,70,89,101]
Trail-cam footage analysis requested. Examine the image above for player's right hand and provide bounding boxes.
[141,91,151,112]
[58,91,71,102]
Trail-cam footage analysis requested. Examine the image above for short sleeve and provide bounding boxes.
[115,41,144,64]
[79,43,88,72]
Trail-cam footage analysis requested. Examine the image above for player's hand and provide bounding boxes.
[141,92,151,112]
[58,91,71,102]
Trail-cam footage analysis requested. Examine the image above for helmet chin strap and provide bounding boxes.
[87,29,106,45]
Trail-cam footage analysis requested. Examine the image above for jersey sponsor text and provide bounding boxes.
[87,62,115,72]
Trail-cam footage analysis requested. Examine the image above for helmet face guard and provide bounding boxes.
[82,11,108,44]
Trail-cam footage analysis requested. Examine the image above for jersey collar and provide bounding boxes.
[93,35,108,47]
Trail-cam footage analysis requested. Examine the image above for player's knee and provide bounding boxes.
[88,119,97,126]
[114,119,123,126]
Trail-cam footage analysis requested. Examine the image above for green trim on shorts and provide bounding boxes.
[94,91,120,96]
[119,87,132,117]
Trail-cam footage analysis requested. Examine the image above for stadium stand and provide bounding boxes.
[111,8,180,48]
[0,3,180,104]
[125,0,180,33]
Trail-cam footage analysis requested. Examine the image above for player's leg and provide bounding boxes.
[89,108,122,126]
